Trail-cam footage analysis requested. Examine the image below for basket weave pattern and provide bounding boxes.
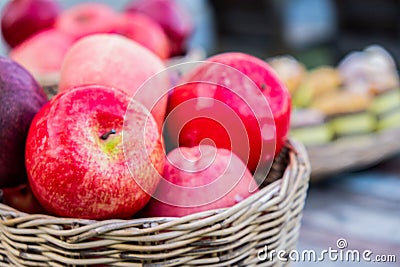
[0,140,310,267]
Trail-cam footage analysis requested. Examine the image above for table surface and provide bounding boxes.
[294,153,400,266]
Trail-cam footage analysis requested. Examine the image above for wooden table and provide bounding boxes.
[294,154,400,266]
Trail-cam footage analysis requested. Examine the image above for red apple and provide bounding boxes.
[125,0,193,56]
[59,34,169,130]
[0,56,48,188]
[143,145,258,217]
[1,0,60,48]
[113,13,170,60]
[25,85,164,219]
[166,52,291,174]
[10,29,74,80]
[2,183,47,214]
[55,3,117,41]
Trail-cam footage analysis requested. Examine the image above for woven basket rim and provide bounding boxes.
[0,139,310,225]
[0,140,311,267]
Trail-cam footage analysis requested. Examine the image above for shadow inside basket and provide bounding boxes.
[0,140,310,267]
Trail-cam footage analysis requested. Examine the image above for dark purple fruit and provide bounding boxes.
[0,57,48,187]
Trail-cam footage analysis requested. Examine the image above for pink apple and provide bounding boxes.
[143,145,258,217]
[113,13,170,60]
[59,34,169,130]
[55,3,117,41]
[25,85,164,219]
[1,0,60,48]
[166,52,291,174]
[125,0,193,56]
[10,29,74,79]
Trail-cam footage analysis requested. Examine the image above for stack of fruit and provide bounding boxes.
[268,45,400,147]
[1,0,195,91]
[1,10,292,220]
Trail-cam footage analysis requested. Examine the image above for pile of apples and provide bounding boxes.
[0,1,292,220]
[2,0,193,81]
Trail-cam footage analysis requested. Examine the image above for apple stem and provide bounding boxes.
[100,129,117,140]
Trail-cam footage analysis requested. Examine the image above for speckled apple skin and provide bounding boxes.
[59,34,169,130]
[167,52,291,173]
[25,85,164,219]
[143,145,258,217]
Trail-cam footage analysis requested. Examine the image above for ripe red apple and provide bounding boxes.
[25,85,164,219]
[113,13,170,60]
[59,34,169,130]
[143,145,258,217]
[10,29,74,80]
[0,57,48,188]
[55,3,117,41]
[125,0,193,56]
[166,52,291,174]
[1,183,47,214]
[1,0,60,48]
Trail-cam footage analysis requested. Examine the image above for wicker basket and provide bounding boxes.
[307,126,400,181]
[0,140,310,267]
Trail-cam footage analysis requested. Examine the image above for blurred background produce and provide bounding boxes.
[0,0,399,266]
